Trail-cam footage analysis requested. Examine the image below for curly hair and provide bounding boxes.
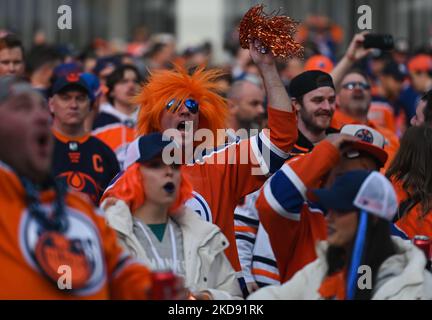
[134,63,229,147]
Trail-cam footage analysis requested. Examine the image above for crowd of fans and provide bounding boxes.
[1,16,432,300]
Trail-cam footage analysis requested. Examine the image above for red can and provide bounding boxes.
[151,271,177,300]
[413,235,431,260]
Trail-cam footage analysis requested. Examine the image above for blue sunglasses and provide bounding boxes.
[166,98,199,114]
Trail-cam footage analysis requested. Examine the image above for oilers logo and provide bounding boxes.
[19,205,106,296]
[185,191,213,222]
[354,129,374,143]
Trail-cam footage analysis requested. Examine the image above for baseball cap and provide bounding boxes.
[288,70,335,99]
[0,76,41,104]
[310,170,398,221]
[81,73,102,102]
[53,63,82,78]
[381,61,407,82]
[340,124,388,167]
[408,54,432,73]
[304,55,334,74]
[51,72,92,99]
[124,132,179,169]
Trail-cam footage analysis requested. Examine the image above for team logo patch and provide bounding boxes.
[66,73,80,82]
[354,129,374,143]
[20,205,106,295]
[35,231,93,289]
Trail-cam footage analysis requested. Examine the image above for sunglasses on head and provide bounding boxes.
[342,82,371,90]
[166,98,199,114]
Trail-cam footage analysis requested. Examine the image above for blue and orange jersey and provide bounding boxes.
[234,129,338,287]
[255,140,340,282]
[105,107,298,273]
[0,161,152,299]
[182,108,297,273]
[52,129,120,205]
[92,103,138,169]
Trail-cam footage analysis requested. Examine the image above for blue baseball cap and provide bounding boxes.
[124,132,178,169]
[309,170,397,221]
[51,72,92,99]
[81,73,101,102]
[53,63,82,78]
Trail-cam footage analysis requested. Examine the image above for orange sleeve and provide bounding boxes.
[265,108,298,152]
[255,140,339,281]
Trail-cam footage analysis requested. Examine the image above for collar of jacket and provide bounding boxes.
[291,127,339,158]
[102,199,229,253]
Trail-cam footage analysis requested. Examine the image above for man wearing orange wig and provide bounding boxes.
[115,40,298,291]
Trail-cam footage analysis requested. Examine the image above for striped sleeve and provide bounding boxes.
[257,140,340,222]
[250,109,297,175]
[235,191,260,283]
[251,224,280,286]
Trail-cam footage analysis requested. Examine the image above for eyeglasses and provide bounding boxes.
[341,82,371,90]
[166,98,199,114]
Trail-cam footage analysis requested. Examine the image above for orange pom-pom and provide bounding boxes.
[239,4,304,59]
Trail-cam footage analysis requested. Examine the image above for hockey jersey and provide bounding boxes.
[234,130,323,287]
[0,161,152,299]
[255,140,340,282]
[52,129,120,205]
[92,103,138,169]
[235,191,280,287]
[107,108,298,275]
[182,108,297,274]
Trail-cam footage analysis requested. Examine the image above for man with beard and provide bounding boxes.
[333,70,399,170]
[235,70,338,294]
[227,75,266,138]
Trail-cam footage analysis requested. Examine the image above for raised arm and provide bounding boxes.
[330,33,373,89]
[249,39,292,112]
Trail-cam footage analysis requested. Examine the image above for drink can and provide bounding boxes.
[413,235,431,260]
[151,270,177,300]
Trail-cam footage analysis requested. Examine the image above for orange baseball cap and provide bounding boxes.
[304,55,334,73]
[408,54,432,73]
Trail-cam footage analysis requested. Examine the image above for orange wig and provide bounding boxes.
[135,64,229,146]
[100,163,193,215]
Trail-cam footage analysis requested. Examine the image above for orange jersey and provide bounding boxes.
[181,108,297,273]
[256,141,340,282]
[0,161,152,299]
[105,108,297,274]
[392,180,432,238]
[92,103,138,169]
[331,108,399,171]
